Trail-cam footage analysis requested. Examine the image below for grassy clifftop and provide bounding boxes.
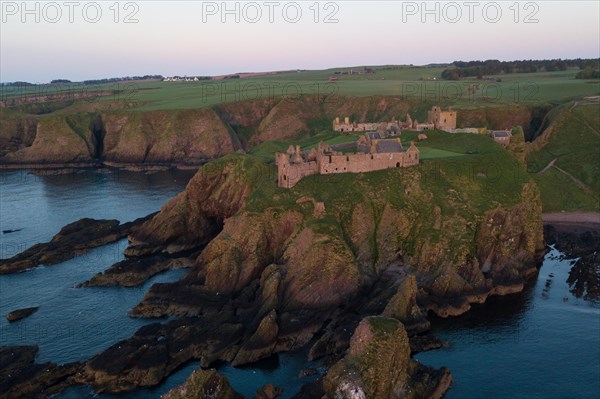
[527,101,600,211]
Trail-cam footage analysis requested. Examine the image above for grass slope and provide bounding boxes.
[527,102,600,211]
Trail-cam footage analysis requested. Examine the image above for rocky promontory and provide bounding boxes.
[74,134,544,396]
[0,214,154,274]
[0,346,81,399]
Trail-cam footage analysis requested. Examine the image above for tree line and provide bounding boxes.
[441,58,600,80]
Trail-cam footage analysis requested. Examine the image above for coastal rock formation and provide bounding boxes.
[80,254,196,287]
[77,318,244,393]
[0,214,154,274]
[125,157,255,256]
[6,307,38,322]
[160,368,243,399]
[102,109,234,165]
[255,383,284,399]
[74,143,544,395]
[0,117,37,158]
[1,115,94,164]
[0,346,80,399]
[323,317,452,399]
[544,223,600,301]
[382,275,430,334]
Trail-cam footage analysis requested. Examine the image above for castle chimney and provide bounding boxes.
[293,145,302,163]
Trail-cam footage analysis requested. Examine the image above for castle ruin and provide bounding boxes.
[332,115,414,134]
[276,134,420,188]
[332,116,383,132]
[427,106,457,130]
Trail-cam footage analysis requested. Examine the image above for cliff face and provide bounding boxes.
[126,156,255,256]
[129,152,544,319]
[1,115,93,164]
[102,109,234,164]
[2,96,539,167]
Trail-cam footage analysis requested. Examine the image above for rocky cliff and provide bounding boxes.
[76,135,544,395]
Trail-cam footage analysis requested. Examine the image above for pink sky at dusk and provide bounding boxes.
[1,1,598,82]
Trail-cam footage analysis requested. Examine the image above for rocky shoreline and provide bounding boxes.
[0,214,155,275]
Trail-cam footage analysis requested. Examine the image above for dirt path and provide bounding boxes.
[568,101,578,112]
[569,100,600,137]
[538,158,557,174]
[552,164,596,195]
[542,212,600,225]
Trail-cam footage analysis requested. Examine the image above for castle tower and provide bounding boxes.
[344,117,350,125]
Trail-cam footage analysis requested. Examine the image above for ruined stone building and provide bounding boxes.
[489,130,512,147]
[276,134,420,188]
[332,117,382,133]
[332,116,412,134]
[427,106,457,130]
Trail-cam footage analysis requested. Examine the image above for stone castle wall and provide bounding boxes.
[319,151,418,175]
[276,141,420,188]
[276,153,318,188]
[427,106,457,131]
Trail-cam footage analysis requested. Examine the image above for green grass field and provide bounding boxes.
[3,66,598,113]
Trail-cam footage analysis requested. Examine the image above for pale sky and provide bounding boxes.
[1,0,599,82]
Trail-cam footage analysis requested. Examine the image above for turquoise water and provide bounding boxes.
[1,169,598,398]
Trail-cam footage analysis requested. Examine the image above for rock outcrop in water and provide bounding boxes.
[5,307,38,322]
[323,317,452,399]
[0,214,155,274]
[544,223,600,302]
[79,254,197,287]
[0,345,81,399]
[160,368,242,399]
